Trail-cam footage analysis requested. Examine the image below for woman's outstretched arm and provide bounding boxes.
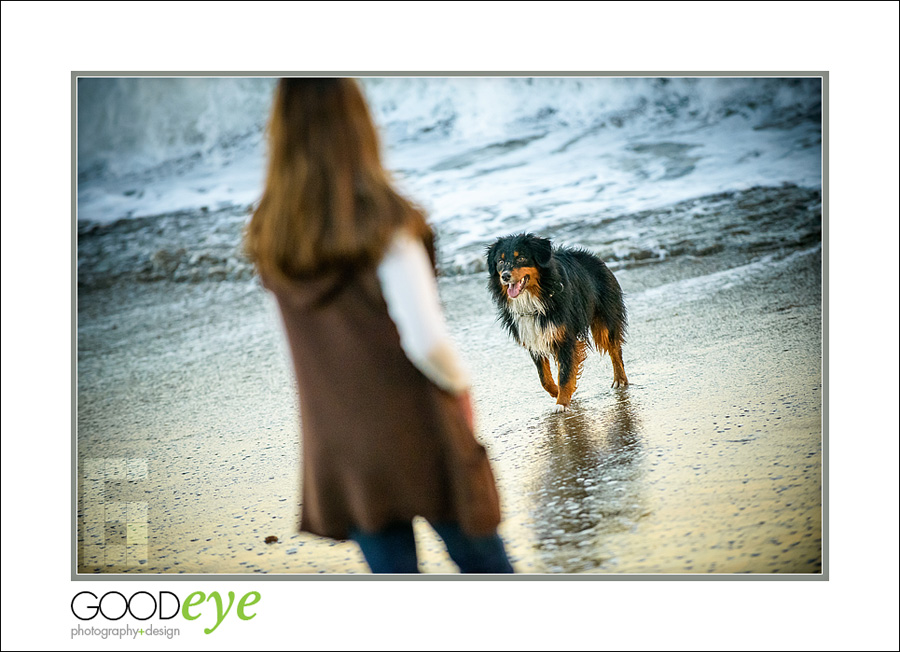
[376,230,471,396]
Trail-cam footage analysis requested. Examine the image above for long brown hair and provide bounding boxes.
[245,78,433,282]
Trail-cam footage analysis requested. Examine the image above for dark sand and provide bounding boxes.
[77,245,822,574]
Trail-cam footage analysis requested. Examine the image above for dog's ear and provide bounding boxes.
[486,239,501,273]
[532,237,553,267]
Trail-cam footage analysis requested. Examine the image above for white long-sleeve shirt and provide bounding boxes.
[376,231,470,395]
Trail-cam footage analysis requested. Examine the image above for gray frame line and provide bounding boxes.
[71,70,828,581]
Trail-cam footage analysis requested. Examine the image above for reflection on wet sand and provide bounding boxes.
[75,243,822,574]
[528,392,646,573]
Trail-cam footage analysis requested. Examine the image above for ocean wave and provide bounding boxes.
[76,77,822,288]
[77,185,820,287]
[77,77,820,184]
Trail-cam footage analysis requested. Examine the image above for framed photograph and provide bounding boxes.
[74,74,824,577]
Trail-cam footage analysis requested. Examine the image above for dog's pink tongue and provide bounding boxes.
[507,279,524,298]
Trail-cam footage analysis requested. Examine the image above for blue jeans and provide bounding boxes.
[350,521,514,574]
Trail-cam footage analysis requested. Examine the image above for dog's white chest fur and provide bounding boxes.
[508,292,558,357]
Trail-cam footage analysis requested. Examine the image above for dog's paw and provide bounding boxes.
[553,403,570,413]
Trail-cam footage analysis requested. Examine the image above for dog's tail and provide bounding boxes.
[591,264,627,349]
[589,265,628,387]
[590,317,622,355]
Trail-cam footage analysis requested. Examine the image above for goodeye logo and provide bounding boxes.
[71,590,261,638]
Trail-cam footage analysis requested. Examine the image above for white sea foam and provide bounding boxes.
[77,77,822,272]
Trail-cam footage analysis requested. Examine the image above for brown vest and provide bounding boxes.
[264,265,502,540]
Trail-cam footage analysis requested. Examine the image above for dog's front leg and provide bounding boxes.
[531,353,559,398]
[554,340,586,412]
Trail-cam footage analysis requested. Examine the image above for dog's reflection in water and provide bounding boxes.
[528,392,645,573]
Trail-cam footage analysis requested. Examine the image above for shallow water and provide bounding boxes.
[443,246,822,573]
[76,208,821,574]
[77,183,820,285]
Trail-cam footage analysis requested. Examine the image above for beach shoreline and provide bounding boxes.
[76,219,822,574]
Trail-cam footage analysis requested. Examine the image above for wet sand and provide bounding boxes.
[77,245,822,574]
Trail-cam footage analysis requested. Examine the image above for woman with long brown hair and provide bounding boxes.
[246,78,513,573]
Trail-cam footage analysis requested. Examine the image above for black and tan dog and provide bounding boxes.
[486,233,628,411]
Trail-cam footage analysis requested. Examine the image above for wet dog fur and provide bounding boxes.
[486,233,628,411]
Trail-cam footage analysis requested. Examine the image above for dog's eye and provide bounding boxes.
[517,257,526,264]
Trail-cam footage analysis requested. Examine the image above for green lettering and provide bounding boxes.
[182,591,205,621]
[203,591,236,634]
[237,591,261,621]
